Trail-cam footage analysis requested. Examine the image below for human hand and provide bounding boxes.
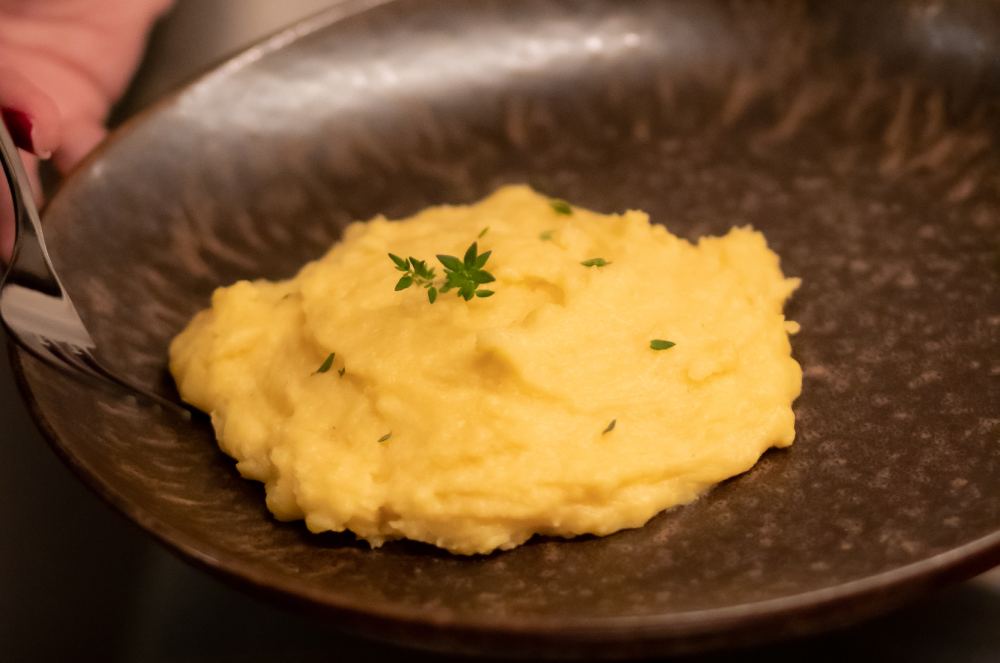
[0,0,173,259]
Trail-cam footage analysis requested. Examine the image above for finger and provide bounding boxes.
[0,0,176,170]
[53,117,105,174]
[0,0,175,102]
[0,68,61,157]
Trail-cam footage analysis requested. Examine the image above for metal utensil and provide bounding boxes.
[0,120,190,416]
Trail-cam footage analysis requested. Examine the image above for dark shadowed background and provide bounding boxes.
[2,1,998,661]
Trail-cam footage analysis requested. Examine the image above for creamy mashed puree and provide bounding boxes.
[170,185,801,555]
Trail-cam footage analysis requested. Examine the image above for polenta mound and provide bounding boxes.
[170,186,801,555]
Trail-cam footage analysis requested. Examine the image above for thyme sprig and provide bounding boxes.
[389,242,496,303]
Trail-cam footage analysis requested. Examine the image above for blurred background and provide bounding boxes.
[1,1,998,661]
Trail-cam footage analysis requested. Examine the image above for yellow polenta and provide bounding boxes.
[169,185,801,555]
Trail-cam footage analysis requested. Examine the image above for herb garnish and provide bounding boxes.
[550,199,573,215]
[390,253,438,303]
[478,226,490,238]
[378,432,392,443]
[389,242,495,302]
[315,352,335,374]
[438,242,496,300]
[602,419,617,435]
[539,230,555,241]
[581,258,611,268]
[650,339,676,350]
[338,367,346,377]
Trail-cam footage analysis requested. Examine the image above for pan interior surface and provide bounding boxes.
[16,0,1000,656]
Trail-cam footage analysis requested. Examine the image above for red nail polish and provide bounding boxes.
[1,107,35,153]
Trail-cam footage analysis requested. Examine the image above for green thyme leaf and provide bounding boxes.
[338,367,346,377]
[315,352,335,374]
[389,253,409,271]
[427,286,438,303]
[550,199,573,215]
[437,254,464,272]
[395,276,413,291]
[650,339,676,350]
[458,282,476,300]
[474,250,492,269]
[475,290,495,298]
[410,258,434,280]
[602,419,617,435]
[478,226,489,238]
[581,258,611,268]
[378,432,392,443]
[539,230,555,241]
[463,242,479,268]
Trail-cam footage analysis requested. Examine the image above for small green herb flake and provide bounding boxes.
[539,230,555,241]
[378,432,392,443]
[478,226,489,238]
[338,367,346,377]
[650,339,676,351]
[602,419,617,435]
[581,258,611,268]
[550,199,573,215]
[315,352,335,373]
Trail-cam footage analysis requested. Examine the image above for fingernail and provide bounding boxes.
[1,107,44,156]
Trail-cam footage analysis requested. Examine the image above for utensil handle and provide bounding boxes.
[0,118,63,294]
